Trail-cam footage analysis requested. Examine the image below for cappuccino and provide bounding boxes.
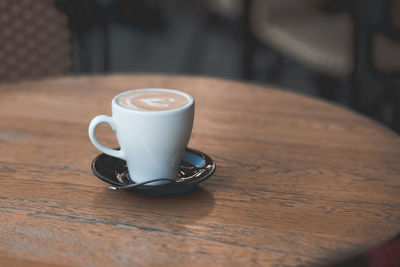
[89,88,195,184]
[117,89,190,111]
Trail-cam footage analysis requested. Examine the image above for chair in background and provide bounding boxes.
[0,0,72,82]
[0,0,109,83]
[249,0,400,131]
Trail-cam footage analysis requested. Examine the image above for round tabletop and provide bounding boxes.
[0,74,399,266]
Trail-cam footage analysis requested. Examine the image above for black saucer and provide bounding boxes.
[91,148,215,195]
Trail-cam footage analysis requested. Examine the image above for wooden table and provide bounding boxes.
[1,75,399,266]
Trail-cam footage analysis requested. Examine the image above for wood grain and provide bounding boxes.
[0,74,399,266]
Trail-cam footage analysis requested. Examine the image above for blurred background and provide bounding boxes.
[0,0,399,132]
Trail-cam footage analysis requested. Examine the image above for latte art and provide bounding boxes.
[117,90,190,111]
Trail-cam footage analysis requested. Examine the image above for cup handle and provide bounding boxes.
[88,115,125,159]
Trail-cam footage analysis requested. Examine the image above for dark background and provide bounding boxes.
[1,0,399,132]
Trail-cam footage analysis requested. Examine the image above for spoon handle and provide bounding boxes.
[108,178,178,190]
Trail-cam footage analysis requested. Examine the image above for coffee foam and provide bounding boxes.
[117,90,190,111]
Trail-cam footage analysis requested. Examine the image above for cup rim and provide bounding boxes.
[113,88,194,114]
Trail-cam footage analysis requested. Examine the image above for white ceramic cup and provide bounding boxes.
[88,88,194,185]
